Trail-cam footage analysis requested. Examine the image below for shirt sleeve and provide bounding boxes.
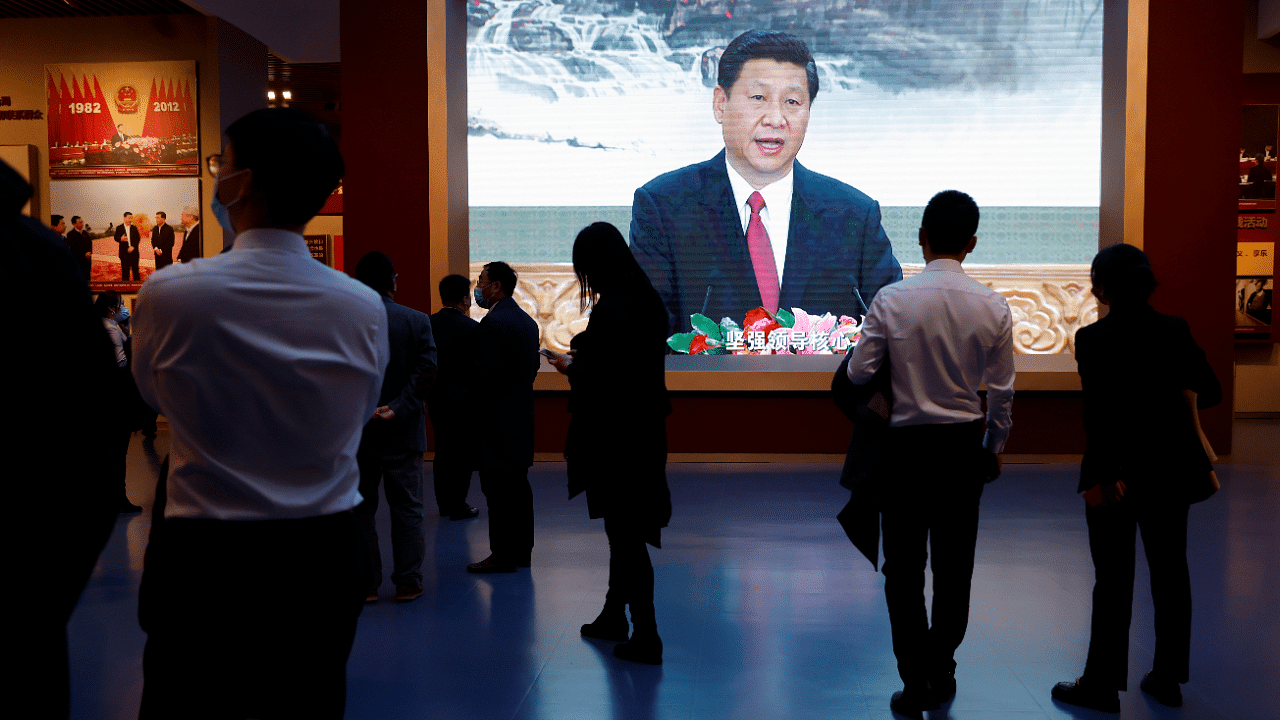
[846,295,888,384]
[982,300,1016,452]
[130,284,160,411]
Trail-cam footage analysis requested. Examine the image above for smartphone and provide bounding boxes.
[538,348,556,359]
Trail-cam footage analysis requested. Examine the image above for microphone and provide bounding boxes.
[852,287,868,317]
[700,285,712,317]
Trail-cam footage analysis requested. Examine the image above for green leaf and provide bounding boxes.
[775,308,795,327]
[719,317,741,335]
[667,332,698,353]
[705,345,729,355]
[690,314,722,341]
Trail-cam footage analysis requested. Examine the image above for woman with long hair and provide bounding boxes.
[1052,244,1221,712]
[546,221,672,664]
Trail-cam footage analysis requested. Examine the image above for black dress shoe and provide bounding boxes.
[929,671,957,704]
[889,688,939,719]
[581,615,629,642]
[1052,678,1120,713]
[448,506,479,520]
[467,555,518,574]
[613,633,662,665]
[1139,672,1183,707]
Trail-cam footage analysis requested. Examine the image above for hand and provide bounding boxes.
[129,246,136,253]
[1101,480,1126,507]
[155,247,163,255]
[545,349,574,374]
[372,406,395,420]
[84,252,91,259]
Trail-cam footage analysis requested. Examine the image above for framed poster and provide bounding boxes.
[1239,105,1277,211]
[45,61,198,178]
[50,177,202,292]
[1237,241,1274,338]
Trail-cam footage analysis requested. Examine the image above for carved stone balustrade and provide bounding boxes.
[469,262,1097,355]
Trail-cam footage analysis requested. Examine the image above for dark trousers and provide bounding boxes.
[479,466,534,563]
[120,253,139,281]
[138,508,366,719]
[356,449,427,588]
[432,457,474,515]
[879,421,986,689]
[604,515,656,630]
[1083,496,1192,690]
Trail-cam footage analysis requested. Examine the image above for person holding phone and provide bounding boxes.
[545,222,672,665]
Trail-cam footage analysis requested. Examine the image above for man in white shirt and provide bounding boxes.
[131,107,389,719]
[846,190,1015,718]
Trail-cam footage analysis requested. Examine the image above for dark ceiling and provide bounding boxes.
[0,0,199,17]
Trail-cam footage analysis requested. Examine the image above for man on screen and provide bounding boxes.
[631,30,902,335]
[115,212,140,281]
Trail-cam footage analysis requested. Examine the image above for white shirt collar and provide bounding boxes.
[923,258,966,274]
[230,227,310,254]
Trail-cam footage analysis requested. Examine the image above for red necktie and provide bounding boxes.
[746,191,780,314]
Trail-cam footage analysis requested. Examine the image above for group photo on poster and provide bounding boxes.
[466,0,1104,348]
[45,60,198,178]
[50,177,202,290]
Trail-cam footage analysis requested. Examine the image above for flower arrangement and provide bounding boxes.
[119,136,165,164]
[667,306,862,355]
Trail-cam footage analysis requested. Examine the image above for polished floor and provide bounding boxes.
[69,421,1280,719]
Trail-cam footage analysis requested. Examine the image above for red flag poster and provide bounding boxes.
[92,76,117,143]
[46,61,199,178]
[46,73,61,148]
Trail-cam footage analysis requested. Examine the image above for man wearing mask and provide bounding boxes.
[131,108,388,718]
[467,262,539,573]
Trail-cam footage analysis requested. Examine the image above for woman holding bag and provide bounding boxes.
[1052,244,1221,712]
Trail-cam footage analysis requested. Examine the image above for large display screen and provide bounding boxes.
[467,0,1103,348]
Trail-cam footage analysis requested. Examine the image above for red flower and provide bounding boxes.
[689,333,709,355]
[743,307,774,329]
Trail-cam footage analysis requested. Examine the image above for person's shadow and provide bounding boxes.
[583,638,663,720]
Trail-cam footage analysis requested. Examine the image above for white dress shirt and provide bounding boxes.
[846,258,1015,452]
[132,228,390,520]
[725,158,794,286]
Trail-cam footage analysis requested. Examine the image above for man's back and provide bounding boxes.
[429,307,480,407]
[865,261,1013,435]
[132,228,389,520]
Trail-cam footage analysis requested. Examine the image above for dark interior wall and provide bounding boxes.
[1142,0,1244,455]
[339,0,434,315]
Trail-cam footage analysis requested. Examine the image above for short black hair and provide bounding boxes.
[354,251,395,295]
[71,215,81,224]
[123,212,132,218]
[1091,243,1157,306]
[155,211,166,219]
[223,107,344,228]
[718,30,819,102]
[439,274,471,304]
[921,190,980,255]
[483,261,517,297]
[51,214,63,226]
[94,290,121,318]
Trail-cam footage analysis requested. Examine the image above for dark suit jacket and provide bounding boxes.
[1075,304,1221,496]
[65,228,92,280]
[565,286,672,533]
[631,150,903,335]
[151,224,175,269]
[360,297,437,454]
[111,133,126,145]
[476,296,540,470]
[178,222,201,263]
[428,307,481,464]
[114,224,139,258]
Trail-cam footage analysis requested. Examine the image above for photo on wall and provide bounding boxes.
[50,177,202,292]
[1239,104,1277,211]
[45,60,198,178]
